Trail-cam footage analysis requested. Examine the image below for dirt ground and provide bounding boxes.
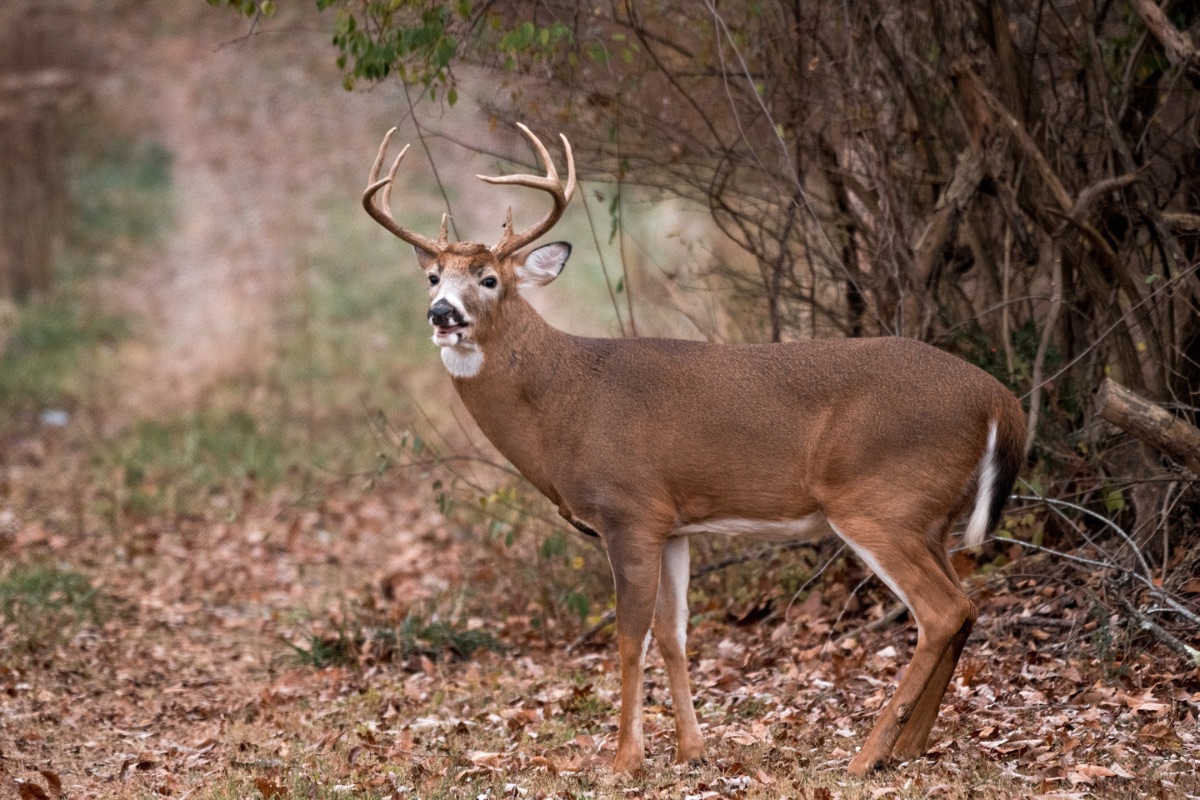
[2,5,1199,800]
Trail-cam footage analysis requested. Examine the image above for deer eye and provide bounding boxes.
[428,274,440,286]
[481,276,498,289]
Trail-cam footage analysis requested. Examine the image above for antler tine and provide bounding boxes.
[362,128,447,256]
[478,123,577,258]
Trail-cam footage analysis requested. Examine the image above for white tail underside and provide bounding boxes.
[963,420,1000,548]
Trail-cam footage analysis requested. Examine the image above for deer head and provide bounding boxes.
[362,125,577,377]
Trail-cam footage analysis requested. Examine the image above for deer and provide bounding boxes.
[362,124,1025,776]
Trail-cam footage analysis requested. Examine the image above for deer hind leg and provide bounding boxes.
[831,518,977,776]
[891,543,975,761]
[652,536,705,763]
[605,529,665,772]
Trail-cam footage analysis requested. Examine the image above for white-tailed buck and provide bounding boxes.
[363,125,1025,775]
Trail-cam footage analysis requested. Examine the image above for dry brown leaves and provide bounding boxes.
[8,429,1198,800]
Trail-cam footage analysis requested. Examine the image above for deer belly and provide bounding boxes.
[672,512,833,542]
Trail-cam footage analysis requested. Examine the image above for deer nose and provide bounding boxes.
[428,299,462,327]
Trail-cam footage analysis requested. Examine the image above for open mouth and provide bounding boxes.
[435,323,467,338]
[432,322,471,345]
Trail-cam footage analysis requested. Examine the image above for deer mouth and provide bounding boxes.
[433,322,471,345]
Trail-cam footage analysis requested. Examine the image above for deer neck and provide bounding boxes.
[447,295,576,411]
[446,297,576,499]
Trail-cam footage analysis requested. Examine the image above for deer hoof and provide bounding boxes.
[612,748,645,773]
[847,750,887,777]
[675,741,706,764]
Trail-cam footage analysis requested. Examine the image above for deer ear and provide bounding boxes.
[514,242,571,289]
[414,245,438,270]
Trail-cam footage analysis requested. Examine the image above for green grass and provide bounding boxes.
[0,298,127,421]
[96,408,288,518]
[285,604,503,668]
[70,135,174,256]
[0,563,108,661]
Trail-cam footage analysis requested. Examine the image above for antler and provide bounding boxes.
[479,123,577,259]
[362,127,449,255]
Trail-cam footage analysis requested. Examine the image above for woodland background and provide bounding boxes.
[0,1,1197,798]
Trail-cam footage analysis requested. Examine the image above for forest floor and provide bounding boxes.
[2,5,1199,800]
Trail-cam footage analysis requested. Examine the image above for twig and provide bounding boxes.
[402,84,459,241]
[1111,590,1200,667]
[1014,491,1155,581]
[568,610,615,652]
[1011,615,1076,630]
[1005,532,1200,630]
[577,183,628,336]
[694,540,814,579]
[836,602,907,646]
[1024,238,1062,454]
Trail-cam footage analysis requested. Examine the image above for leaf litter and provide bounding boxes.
[2,434,1198,799]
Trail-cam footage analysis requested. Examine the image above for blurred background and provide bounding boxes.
[1,1,1198,796]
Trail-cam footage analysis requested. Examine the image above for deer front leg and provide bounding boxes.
[653,536,705,763]
[606,531,665,773]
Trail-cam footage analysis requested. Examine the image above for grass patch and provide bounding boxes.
[96,409,287,518]
[70,134,174,257]
[286,604,503,669]
[0,562,107,662]
[0,297,127,424]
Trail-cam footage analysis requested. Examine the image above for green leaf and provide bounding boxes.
[584,41,608,65]
[1104,487,1126,513]
[565,590,590,621]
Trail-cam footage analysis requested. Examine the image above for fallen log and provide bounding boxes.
[1095,378,1200,475]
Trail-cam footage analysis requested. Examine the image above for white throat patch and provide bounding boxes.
[440,344,484,378]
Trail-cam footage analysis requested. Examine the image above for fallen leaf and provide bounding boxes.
[466,750,502,768]
[1137,720,1175,740]
[528,755,558,775]
[1066,764,1117,785]
[1120,691,1169,713]
[254,778,286,799]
